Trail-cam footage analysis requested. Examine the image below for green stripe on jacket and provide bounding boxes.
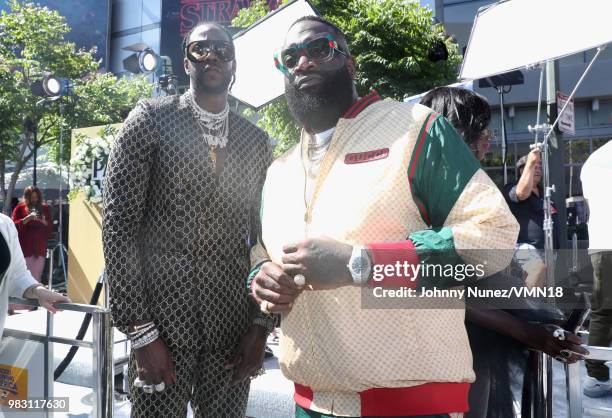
[407,114,481,289]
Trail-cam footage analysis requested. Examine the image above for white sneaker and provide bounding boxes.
[583,376,612,398]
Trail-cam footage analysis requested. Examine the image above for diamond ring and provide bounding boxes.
[552,328,565,341]
[294,274,306,286]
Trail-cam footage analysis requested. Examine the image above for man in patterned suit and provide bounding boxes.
[103,22,274,417]
[248,16,519,418]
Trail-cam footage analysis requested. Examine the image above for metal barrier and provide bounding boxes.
[567,344,612,418]
[3,297,114,418]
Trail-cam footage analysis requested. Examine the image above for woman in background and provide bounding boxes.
[11,186,53,312]
[11,186,52,282]
[421,87,588,418]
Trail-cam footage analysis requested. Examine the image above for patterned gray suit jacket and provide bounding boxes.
[102,93,271,350]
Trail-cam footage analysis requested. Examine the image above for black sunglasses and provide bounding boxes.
[186,40,235,63]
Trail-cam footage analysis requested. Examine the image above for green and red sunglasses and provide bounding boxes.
[274,34,347,76]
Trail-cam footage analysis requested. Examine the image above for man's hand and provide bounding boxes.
[526,147,542,168]
[224,324,268,385]
[134,338,176,388]
[523,324,589,363]
[252,261,302,314]
[281,237,353,290]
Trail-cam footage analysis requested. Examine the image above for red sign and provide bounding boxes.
[344,148,390,164]
[179,0,280,35]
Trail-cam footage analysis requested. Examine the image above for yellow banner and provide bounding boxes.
[0,364,28,405]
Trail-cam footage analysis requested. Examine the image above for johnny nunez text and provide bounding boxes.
[372,286,564,299]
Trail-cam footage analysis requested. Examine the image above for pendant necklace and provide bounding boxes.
[186,90,229,172]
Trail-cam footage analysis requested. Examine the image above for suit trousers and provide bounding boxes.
[128,342,250,417]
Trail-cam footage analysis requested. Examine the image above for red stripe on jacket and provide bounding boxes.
[294,382,470,416]
[408,113,438,226]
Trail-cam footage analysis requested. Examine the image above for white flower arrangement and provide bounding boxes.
[69,126,117,203]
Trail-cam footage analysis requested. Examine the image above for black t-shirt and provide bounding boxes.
[503,182,548,249]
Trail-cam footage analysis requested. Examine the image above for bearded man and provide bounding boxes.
[249,16,519,418]
[103,22,274,417]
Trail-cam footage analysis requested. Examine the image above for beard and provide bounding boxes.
[285,65,355,132]
[194,68,232,95]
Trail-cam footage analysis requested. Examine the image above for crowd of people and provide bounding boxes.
[98,15,610,418]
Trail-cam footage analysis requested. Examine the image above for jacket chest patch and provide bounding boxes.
[344,148,389,164]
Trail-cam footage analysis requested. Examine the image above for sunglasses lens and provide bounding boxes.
[281,48,298,69]
[215,43,234,61]
[306,37,332,61]
[188,41,210,61]
[279,36,337,70]
[188,41,234,62]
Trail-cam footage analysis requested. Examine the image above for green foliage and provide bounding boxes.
[0,0,152,210]
[243,97,301,157]
[344,0,462,99]
[231,0,461,156]
[231,0,272,29]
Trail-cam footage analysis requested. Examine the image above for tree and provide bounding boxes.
[232,0,461,156]
[0,0,152,213]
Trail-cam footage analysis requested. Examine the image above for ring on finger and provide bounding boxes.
[143,385,155,394]
[154,382,166,392]
[554,355,567,363]
[560,349,572,358]
[293,274,306,286]
[260,301,270,314]
[552,328,565,341]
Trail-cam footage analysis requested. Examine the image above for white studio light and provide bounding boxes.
[140,49,159,73]
[44,76,62,96]
[230,0,318,109]
[31,74,68,98]
[122,43,160,74]
[460,0,612,80]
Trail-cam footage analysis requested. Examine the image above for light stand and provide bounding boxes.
[523,44,607,418]
[32,74,71,288]
[35,92,72,289]
[23,118,38,186]
[52,99,69,286]
[478,70,524,184]
[498,85,511,184]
